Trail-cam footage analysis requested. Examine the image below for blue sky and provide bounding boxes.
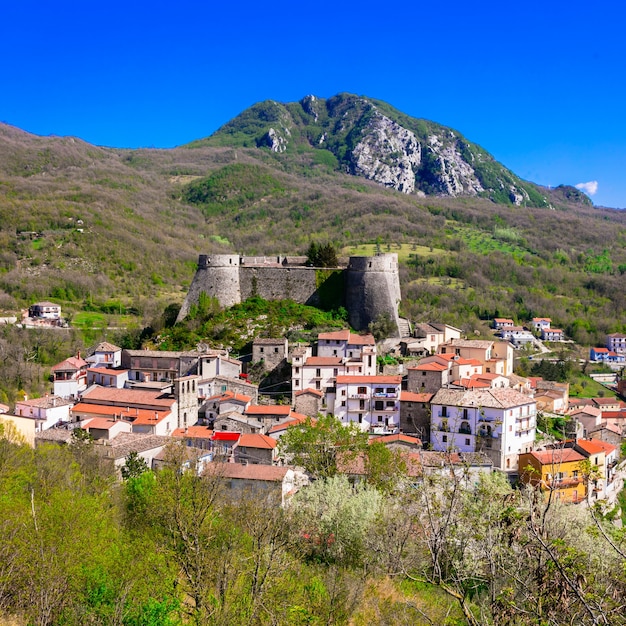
[2,0,626,208]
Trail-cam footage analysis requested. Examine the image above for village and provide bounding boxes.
[2,296,626,510]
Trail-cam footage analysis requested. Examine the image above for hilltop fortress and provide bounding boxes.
[177,253,402,335]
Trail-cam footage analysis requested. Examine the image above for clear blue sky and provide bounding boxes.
[2,0,626,208]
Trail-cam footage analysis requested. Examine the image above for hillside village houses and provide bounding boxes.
[1,307,624,505]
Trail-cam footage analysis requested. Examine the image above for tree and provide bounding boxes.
[292,474,382,567]
[306,242,338,268]
[121,450,149,481]
[277,414,368,479]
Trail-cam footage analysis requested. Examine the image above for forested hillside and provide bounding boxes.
[0,427,624,625]
[0,95,625,368]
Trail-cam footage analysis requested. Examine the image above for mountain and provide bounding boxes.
[0,95,623,351]
[188,93,562,207]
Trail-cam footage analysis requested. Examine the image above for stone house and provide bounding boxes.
[399,391,432,439]
[252,338,289,372]
[234,433,277,465]
[293,388,324,417]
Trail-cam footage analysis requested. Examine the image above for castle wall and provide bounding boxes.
[239,267,319,305]
[177,255,241,321]
[345,254,402,335]
[178,253,402,336]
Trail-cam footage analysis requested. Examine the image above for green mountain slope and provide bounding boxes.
[0,92,623,351]
[188,93,554,207]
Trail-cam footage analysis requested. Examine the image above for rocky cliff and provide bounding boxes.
[191,93,547,207]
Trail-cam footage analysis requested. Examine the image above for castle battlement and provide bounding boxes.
[178,253,402,335]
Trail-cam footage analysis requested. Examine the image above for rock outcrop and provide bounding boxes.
[199,93,547,207]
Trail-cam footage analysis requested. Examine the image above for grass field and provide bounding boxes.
[342,242,448,263]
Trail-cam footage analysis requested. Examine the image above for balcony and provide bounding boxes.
[373,392,398,399]
[349,393,369,399]
[458,426,472,435]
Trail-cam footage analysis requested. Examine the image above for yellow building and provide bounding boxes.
[519,448,587,503]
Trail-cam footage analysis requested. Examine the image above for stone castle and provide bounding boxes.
[177,253,402,335]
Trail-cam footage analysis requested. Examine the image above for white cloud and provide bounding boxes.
[575,181,599,196]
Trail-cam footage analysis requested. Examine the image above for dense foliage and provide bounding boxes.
[0,431,625,625]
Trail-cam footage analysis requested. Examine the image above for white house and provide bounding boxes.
[532,317,552,332]
[51,354,88,399]
[430,388,536,472]
[86,342,122,368]
[14,395,72,431]
[330,375,402,434]
[606,333,626,355]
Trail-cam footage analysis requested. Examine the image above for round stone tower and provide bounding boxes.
[176,254,241,322]
[345,253,402,335]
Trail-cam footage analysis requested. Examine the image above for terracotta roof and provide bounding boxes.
[346,333,376,346]
[51,356,88,372]
[527,448,585,465]
[245,405,292,416]
[455,378,491,389]
[370,433,422,447]
[71,402,170,423]
[204,462,289,482]
[172,425,214,439]
[82,417,121,430]
[81,386,175,409]
[593,397,620,406]
[335,375,402,384]
[295,388,324,397]
[413,362,448,372]
[268,414,313,434]
[576,439,615,456]
[317,329,350,341]
[87,367,128,376]
[533,317,551,322]
[304,356,343,366]
[592,347,610,353]
[238,433,277,449]
[401,391,433,402]
[205,391,252,404]
[444,339,494,349]
[494,318,514,323]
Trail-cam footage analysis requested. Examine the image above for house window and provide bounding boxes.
[295,367,300,374]
[341,401,346,407]
[295,380,300,386]
[441,406,448,417]
[316,369,321,377]
[315,381,321,390]
[333,368,338,376]
[422,371,426,376]
[374,401,384,411]
[341,389,346,396]
[465,438,470,446]
[357,387,366,395]
[358,414,363,423]
[386,401,394,408]
[386,388,395,393]
[260,347,264,353]
[274,347,279,353]
[442,435,448,443]
[463,408,468,419]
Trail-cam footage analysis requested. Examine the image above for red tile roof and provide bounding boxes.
[71,402,170,424]
[204,462,288,482]
[238,434,277,449]
[304,356,343,366]
[576,439,615,456]
[245,405,292,416]
[295,388,324,397]
[401,391,433,402]
[172,425,214,439]
[528,448,585,465]
[51,356,88,372]
[81,386,175,409]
